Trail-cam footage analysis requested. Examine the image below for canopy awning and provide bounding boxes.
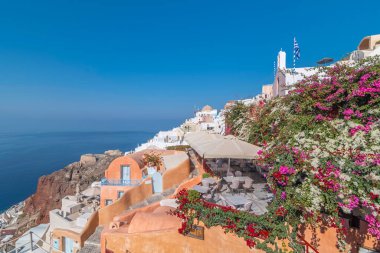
[185,132,221,147]
[185,133,261,159]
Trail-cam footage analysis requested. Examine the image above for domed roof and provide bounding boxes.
[202,105,214,112]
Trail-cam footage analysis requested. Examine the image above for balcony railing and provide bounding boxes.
[101,179,141,186]
[297,234,319,253]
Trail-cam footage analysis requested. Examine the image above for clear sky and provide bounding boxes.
[0,0,379,132]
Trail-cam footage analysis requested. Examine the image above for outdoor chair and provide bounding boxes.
[238,201,253,212]
[226,171,234,177]
[213,193,221,203]
[201,180,210,188]
[203,193,213,202]
[266,193,274,200]
[235,171,242,177]
[230,179,241,194]
[219,199,227,206]
[243,178,254,192]
[215,179,223,192]
[204,185,218,201]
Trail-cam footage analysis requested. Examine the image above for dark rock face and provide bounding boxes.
[23,152,120,224]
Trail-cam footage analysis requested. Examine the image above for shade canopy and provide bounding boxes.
[185,132,221,147]
[185,133,261,159]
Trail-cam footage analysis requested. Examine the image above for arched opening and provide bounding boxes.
[358,38,370,50]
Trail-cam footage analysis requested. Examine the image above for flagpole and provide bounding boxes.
[293,37,296,75]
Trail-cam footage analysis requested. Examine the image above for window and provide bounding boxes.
[339,211,360,229]
[349,215,360,229]
[120,165,131,181]
[117,191,124,199]
[53,239,59,250]
[105,199,113,206]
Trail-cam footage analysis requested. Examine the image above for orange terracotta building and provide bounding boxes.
[100,201,380,253]
[98,152,380,253]
[100,149,183,208]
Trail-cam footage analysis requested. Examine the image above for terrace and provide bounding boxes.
[185,132,273,213]
[192,163,272,214]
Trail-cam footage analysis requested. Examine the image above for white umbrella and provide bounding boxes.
[194,135,261,159]
[190,135,261,174]
[184,132,221,147]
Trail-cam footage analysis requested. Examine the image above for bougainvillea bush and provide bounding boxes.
[175,57,380,252]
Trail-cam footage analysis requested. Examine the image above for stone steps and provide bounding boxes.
[78,226,103,253]
[127,187,176,211]
[78,185,178,253]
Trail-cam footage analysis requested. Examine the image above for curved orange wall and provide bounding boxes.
[300,221,380,252]
[98,179,154,225]
[102,223,263,253]
[105,156,143,180]
[162,158,190,190]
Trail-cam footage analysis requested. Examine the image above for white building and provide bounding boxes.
[272,50,317,97]
[47,184,101,253]
[14,224,50,253]
[349,34,380,61]
[272,34,380,97]
[135,105,226,153]
[182,105,220,133]
[135,127,185,152]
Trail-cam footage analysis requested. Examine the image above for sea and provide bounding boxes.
[0,131,153,212]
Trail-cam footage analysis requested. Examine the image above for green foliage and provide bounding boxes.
[142,152,162,167]
[166,145,190,151]
[187,189,201,202]
[202,173,211,178]
[176,56,380,252]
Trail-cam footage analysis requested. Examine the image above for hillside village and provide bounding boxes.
[1,34,380,253]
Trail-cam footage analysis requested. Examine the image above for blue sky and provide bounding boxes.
[0,0,379,132]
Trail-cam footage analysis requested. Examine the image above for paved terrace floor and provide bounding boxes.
[199,169,273,214]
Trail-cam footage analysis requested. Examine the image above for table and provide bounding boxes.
[223,176,251,183]
[202,177,216,184]
[223,194,248,207]
[192,185,209,194]
[250,200,268,215]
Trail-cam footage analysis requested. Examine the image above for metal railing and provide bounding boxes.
[1,231,64,253]
[297,234,319,253]
[101,179,141,186]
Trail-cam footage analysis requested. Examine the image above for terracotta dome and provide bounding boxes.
[201,105,214,112]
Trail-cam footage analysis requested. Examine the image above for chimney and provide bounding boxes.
[277,50,286,69]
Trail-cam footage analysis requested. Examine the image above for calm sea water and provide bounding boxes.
[0,131,153,212]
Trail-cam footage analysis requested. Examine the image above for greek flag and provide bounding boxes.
[294,37,300,60]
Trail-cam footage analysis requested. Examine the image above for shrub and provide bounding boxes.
[202,173,211,178]
[178,56,380,252]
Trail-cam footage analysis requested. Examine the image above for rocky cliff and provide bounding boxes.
[23,150,122,224]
